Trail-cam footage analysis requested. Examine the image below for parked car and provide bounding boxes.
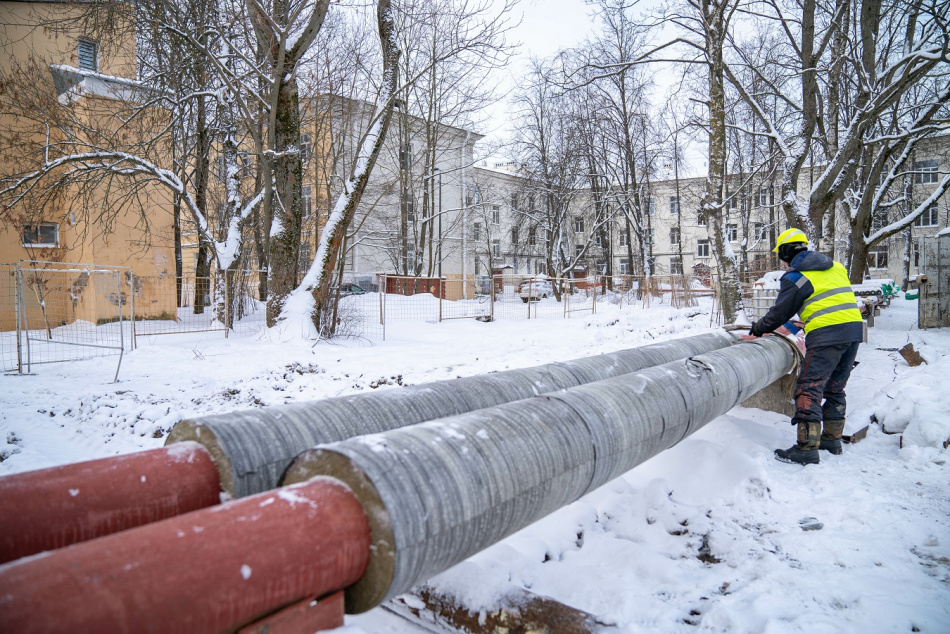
[519,278,554,302]
[332,283,366,297]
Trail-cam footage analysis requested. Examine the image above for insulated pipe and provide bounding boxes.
[0,442,220,564]
[282,337,800,613]
[167,331,735,499]
[0,477,370,634]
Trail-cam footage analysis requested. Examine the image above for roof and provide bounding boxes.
[49,64,147,105]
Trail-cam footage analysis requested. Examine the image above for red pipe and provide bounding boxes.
[0,477,370,634]
[0,442,220,564]
[237,590,345,634]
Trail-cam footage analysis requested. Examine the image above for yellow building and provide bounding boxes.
[0,0,177,331]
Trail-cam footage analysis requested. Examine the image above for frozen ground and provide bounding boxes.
[1,294,947,633]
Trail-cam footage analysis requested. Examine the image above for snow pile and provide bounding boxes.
[753,270,784,289]
[866,342,950,450]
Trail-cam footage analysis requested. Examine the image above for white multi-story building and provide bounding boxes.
[315,103,948,290]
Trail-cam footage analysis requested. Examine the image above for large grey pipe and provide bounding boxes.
[167,331,734,498]
[282,337,799,613]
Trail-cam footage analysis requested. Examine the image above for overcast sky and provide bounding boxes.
[475,0,599,156]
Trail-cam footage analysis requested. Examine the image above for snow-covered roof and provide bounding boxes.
[49,64,148,106]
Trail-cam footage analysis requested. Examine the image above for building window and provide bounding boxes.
[670,227,680,245]
[757,187,771,207]
[645,197,655,215]
[754,222,768,241]
[913,160,938,185]
[669,196,679,215]
[868,244,888,269]
[575,244,584,258]
[726,224,738,241]
[78,38,98,71]
[510,193,518,211]
[574,216,584,233]
[22,222,59,247]
[619,261,629,275]
[491,205,500,224]
[697,211,707,226]
[914,205,938,227]
[405,197,415,223]
[492,239,500,258]
[670,256,683,275]
[511,227,519,245]
[697,239,710,258]
[473,222,482,241]
[913,238,920,268]
[528,226,536,246]
[300,133,312,163]
[727,193,739,211]
[619,230,629,247]
[528,194,535,210]
[400,143,412,170]
[302,186,312,218]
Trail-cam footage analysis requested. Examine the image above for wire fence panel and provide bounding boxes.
[225,270,268,336]
[439,278,491,321]
[131,275,225,339]
[13,261,130,378]
[1,264,21,372]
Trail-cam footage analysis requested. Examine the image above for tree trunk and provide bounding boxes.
[308,0,399,337]
[702,0,744,324]
[265,77,304,324]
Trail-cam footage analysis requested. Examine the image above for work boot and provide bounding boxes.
[820,419,845,455]
[775,422,820,465]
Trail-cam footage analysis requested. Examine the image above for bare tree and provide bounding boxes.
[725,0,950,281]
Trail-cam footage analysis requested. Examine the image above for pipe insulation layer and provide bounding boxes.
[0,477,370,634]
[282,337,799,613]
[0,443,221,564]
[167,331,734,499]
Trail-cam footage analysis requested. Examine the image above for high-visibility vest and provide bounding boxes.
[794,262,863,334]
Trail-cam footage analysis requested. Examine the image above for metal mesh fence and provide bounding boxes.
[131,270,269,340]
[0,262,729,372]
[375,274,719,337]
[1,264,21,373]
[3,261,131,378]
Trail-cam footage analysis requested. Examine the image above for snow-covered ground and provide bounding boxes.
[1,295,948,633]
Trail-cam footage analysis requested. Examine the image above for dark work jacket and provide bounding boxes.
[756,250,864,348]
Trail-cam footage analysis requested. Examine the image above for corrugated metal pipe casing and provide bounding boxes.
[168,332,734,498]
[282,337,798,613]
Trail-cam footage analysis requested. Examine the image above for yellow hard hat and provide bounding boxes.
[773,228,808,253]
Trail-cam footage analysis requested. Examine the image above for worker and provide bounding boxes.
[749,228,863,465]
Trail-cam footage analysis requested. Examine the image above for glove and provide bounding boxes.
[749,321,764,337]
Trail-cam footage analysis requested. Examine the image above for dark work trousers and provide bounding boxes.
[792,341,861,425]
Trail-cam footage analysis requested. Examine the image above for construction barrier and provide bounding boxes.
[0,477,370,634]
[0,443,220,564]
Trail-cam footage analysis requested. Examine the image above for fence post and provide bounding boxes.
[113,271,124,383]
[18,263,32,374]
[592,277,597,315]
[129,272,137,350]
[380,275,386,341]
[14,263,24,374]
